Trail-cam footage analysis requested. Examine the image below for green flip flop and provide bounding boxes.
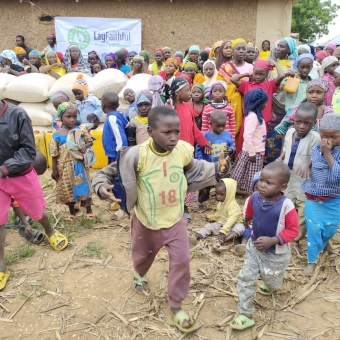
[133,272,150,296]
[258,283,272,295]
[168,309,199,333]
[230,314,255,330]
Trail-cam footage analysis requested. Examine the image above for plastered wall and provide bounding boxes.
[1,0,258,55]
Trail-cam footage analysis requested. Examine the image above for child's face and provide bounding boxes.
[52,97,65,110]
[189,51,199,62]
[320,129,340,149]
[233,43,246,60]
[177,84,191,102]
[72,89,84,101]
[129,52,136,62]
[191,87,203,103]
[47,53,57,64]
[93,64,102,73]
[325,61,339,75]
[184,67,196,80]
[253,68,267,84]
[222,42,233,58]
[334,72,340,87]
[215,185,226,202]
[204,66,214,78]
[326,47,334,55]
[294,110,316,138]
[61,109,78,128]
[88,55,97,65]
[297,58,313,78]
[124,90,135,104]
[133,60,143,71]
[210,118,226,135]
[165,62,176,75]
[212,85,225,102]
[29,55,40,66]
[260,101,268,110]
[70,47,80,60]
[306,85,325,106]
[258,169,287,200]
[245,46,256,63]
[163,49,171,60]
[148,115,180,152]
[105,56,115,68]
[262,41,270,51]
[137,102,152,117]
[154,51,164,62]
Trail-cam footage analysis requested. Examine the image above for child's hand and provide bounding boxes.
[217,233,228,244]
[219,152,230,173]
[51,169,60,181]
[80,145,87,153]
[285,70,296,77]
[248,155,256,163]
[253,236,278,251]
[91,119,100,130]
[297,162,311,179]
[98,184,121,202]
[22,59,30,65]
[225,147,233,156]
[204,143,212,154]
[320,138,332,154]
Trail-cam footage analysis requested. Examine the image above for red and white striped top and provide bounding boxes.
[201,104,236,140]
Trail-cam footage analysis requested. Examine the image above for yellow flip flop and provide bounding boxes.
[45,230,68,251]
[0,271,10,291]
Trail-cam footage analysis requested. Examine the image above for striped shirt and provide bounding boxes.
[301,144,340,198]
[201,103,236,140]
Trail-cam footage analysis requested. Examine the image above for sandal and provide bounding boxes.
[111,209,127,221]
[230,314,255,330]
[19,227,44,244]
[108,202,121,211]
[64,215,77,223]
[258,283,272,295]
[234,244,246,256]
[168,309,199,333]
[0,271,10,291]
[45,230,68,251]
[86,213,95,220]
[133,272,150,296]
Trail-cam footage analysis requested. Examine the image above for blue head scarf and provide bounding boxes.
[244,88,268,125]
[292,53,314,71]
[283,37,298,60]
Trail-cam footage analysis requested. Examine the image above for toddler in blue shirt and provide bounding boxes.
[195,110,235,206]
[72,74,103,130]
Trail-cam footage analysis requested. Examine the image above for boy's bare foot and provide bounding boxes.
[304,263,316,276]
[293,241,302,254]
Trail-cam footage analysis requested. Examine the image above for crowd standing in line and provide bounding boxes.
[0,33,340,333]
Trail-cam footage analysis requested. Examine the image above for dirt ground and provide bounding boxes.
[1,169,340,340]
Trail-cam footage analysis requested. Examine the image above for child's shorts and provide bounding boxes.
[0,170,46,225]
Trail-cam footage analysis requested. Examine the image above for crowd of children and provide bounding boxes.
[1,36,340,334]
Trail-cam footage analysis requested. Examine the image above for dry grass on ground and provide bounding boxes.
[1,169,340,340]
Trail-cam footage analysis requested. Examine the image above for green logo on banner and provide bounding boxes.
[67,26,91,50]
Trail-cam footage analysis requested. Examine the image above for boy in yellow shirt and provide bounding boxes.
[92,106,221,333]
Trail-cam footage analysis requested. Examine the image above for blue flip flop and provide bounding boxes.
[184,213,192,221]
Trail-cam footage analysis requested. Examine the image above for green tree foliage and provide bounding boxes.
[292,0,340,41]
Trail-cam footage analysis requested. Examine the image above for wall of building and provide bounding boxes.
[255,0,294,49]
[1,0,258,54]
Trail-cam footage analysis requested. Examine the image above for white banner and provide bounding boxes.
[55,17,142,56]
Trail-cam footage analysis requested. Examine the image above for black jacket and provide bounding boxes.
[0,101,36,177]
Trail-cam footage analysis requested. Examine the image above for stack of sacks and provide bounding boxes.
[48,73,92,103]
[4,73,56,102]
[19,103,53,131]
[89,68,128,99]
[0,74,16,99]
[118,74,151,112]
